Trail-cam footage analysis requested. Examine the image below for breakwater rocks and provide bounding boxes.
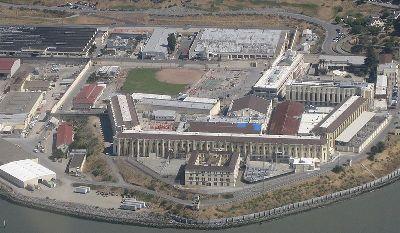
[1,168,400,230]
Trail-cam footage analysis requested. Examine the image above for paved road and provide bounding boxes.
[0,3,342,55]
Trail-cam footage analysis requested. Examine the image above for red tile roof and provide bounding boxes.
[268,101,304,135]
[56,123,74,148]
[73,83,104,105]
[0,58,17,71]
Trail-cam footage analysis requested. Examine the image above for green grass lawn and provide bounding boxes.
[121,68,187,95]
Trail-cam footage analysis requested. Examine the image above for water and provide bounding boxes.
[1,182,400,233]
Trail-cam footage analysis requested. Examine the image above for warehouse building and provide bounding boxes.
[0,158,56,188]
[185,151,241,187]
[285,80,374,106]
[0,92,43,136]
[108,94,140,133]
[142,28,176,60]
[312,96,368,150]
[0,58,20,79]
[73,83,105,109]
[252,51,306,99]
[0,26,97,57]
[189,28,288,60]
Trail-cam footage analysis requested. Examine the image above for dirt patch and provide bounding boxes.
[155,69,204,85]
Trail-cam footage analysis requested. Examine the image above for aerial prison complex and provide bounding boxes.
[108,88,383,165]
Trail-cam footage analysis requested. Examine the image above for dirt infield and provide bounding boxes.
[155,69,204,84]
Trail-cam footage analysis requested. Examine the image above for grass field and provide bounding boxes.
[121,68,187,95]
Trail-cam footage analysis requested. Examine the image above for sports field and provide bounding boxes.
[121,68,187,95]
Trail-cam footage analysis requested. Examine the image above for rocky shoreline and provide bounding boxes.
[1,168,400,230]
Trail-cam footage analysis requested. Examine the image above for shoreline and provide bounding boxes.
[1,168,400,229]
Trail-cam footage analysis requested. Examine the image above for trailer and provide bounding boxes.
[74,186,91,194]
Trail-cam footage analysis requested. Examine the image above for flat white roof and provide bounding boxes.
[194,28,284,55]
[298,113,327,135]
[336,111,375,143]
[0,159,55,182]
[142,28,176,54]
[253,66,291,89]
[375,74,387,96]
[183,97,218,104]
[117,95,132,122]
[140,98,216,110]
[320,96,360,129]
[253,53,303,90]
[131,93,171,100]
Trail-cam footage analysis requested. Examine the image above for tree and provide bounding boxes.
[167,33,176,53]
[394,19,400,36]
[335,16,342,24]
[376,141,385,153]
[52,148,66,159]
[364,46,378,83]
[351,44,364,54]
[332,165,344,173]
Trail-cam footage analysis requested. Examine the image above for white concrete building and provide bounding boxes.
[252,51,305,99]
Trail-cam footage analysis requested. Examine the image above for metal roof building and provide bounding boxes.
[0,158,56,188]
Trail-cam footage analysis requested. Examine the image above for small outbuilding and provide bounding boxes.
[67,149,87,174]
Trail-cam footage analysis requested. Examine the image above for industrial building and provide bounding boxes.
[189,28,288,60]
[108,94,140,133]
[0,26,97,57]
[73,83,105,109]
[0,91,43,135]
[0,58,20,79]
[252,51,306,99]
[286,80,374,106]
[312,96,368,149]
[185,151,241,187]
[0,158,56,188]
[142,28,176,60]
